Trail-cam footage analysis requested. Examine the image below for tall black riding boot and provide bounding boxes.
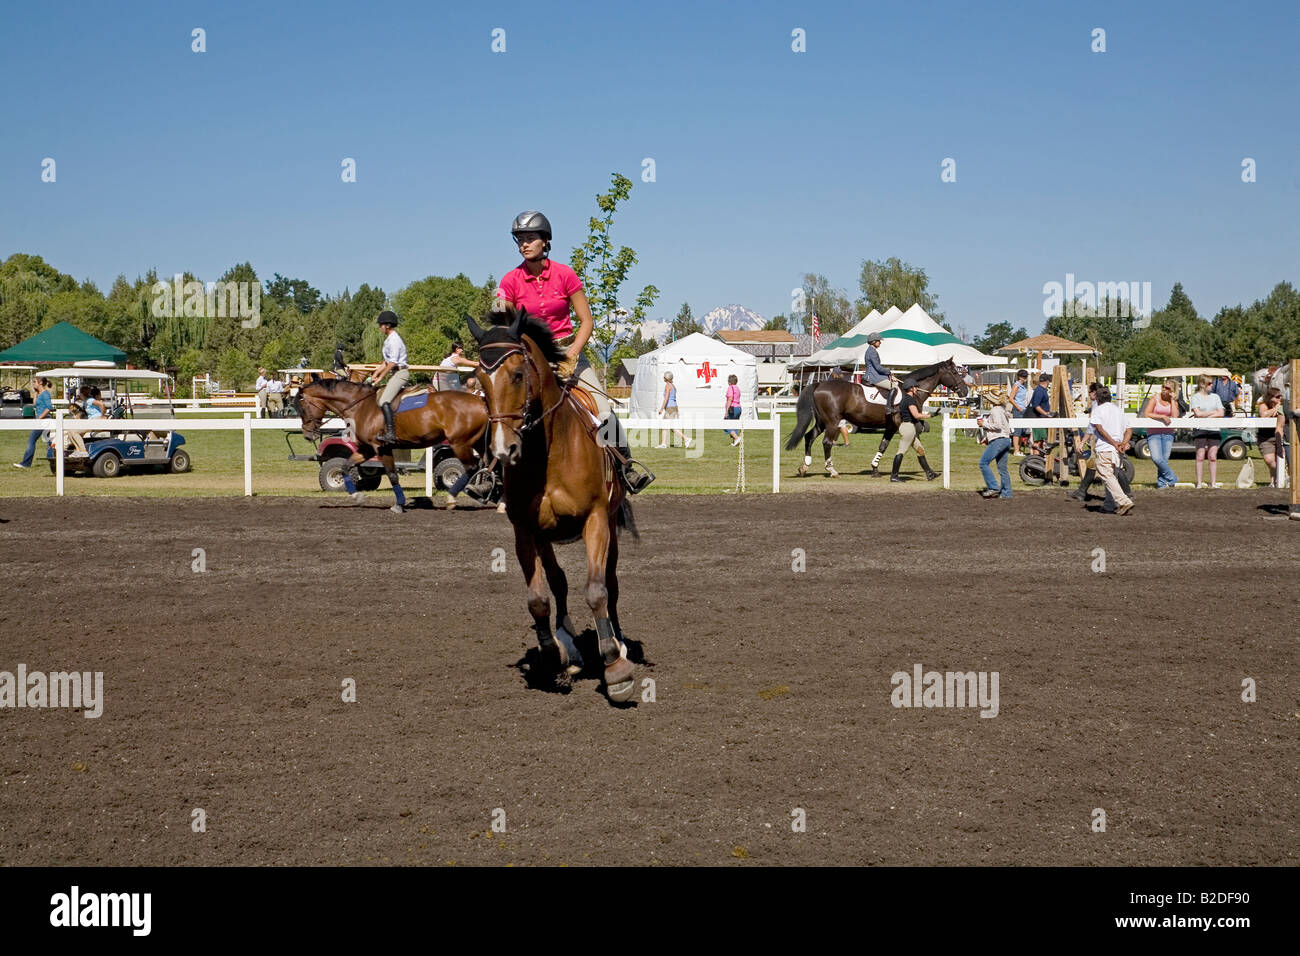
[918,454,939,480]
[378,402,397,443]
[890,454,904,482]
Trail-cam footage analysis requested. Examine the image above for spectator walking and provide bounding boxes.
[13,376,52,469]
[1069,382,1134,508]
[1256,386,1287,487]
[976,388,1014,499]
[655,372,693,449]
[1142,378,1179,488]
[1089,386,1134,515]
[1010,369,1030,455]
[723,374,742,445]
[1189,374,1225,487]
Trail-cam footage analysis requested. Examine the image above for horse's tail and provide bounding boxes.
[617,496,640,541]
[785,387,819,450]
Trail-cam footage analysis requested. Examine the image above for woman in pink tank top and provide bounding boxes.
[1142,378,1178,488]
[723,374,742,445]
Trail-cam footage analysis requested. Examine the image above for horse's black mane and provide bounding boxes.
[902,360,957,389]
[483,304,569,364]
[306,376,372,392]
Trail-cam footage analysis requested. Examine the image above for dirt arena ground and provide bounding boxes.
[1,490,1297,866]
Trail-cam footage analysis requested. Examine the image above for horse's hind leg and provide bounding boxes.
[382,454,406,514]
[871,425,895,477]
[606,513,625,648]
[538,539,582,673]
[822,430,839,477]
[514,529,568,676]
[583,509,634,703]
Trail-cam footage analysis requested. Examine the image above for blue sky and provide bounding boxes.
[2,0,1296,338]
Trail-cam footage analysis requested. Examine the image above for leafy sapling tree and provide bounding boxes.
[569,173,660,383]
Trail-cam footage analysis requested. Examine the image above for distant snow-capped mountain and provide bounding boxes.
[628,304,768,345]
[700,304,767,334]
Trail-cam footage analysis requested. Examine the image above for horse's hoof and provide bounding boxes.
[605,655,636,702]
[443,495,457,510]
[797,465,807,477]
[390,504,405,514]
[349,492,366,504]
[827,469,839,478]
[496,501,507,514]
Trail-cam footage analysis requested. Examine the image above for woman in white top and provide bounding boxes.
[1188,374,1225,488]
[654,371,692,449]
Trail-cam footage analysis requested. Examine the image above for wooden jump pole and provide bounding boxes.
[1290,358,1299,519]
[1048,364,1070,484]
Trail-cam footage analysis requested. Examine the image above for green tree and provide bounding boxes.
[670,302,702,340]
[763,314,789,331]
[216,347,257,391]
[857,257,945,324]
[391,273,494,368]
[569,173,660,376]
[974,321,1028,354]
[801,273,855,337]
[265,273,321,314]
[1116,329,1186,374]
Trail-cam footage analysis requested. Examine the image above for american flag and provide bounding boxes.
[811,313,820,344]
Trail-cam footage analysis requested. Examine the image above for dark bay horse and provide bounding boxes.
[467,303,638,704]
[785,360,973,477]
[295,376,487,513]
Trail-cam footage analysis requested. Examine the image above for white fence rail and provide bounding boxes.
[4,412,784,496]
[941,415,1282,489]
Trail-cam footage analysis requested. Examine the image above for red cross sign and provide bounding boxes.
[697,361,718,383]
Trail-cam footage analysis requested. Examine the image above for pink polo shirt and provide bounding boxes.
[495,260,583,338]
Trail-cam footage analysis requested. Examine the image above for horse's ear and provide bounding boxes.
[508,308,523,341]
[465,312,486,344]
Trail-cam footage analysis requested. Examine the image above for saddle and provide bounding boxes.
[568,384,600,420]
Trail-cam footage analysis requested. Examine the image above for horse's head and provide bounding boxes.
[466,301,567,466]
[936,359,973,398]
[295,376,367,441]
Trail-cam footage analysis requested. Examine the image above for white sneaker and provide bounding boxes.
[1195,482,1205,488]
[730,437,741,446]
[653,444,667,449]
[12,463,30,469]
[1212,482,1223,488]
[684,438,694,448]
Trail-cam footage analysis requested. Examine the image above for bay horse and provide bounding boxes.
[466,302,638,704]
[294,376,487,513]
[785,360,973,477]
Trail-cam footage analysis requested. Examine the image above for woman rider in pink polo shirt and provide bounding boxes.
[495,210,653,493]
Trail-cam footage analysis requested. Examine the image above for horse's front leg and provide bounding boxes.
[515,527,565,676]
[381,452,406,514]
[584,510,634,703]
[538,539,582,674]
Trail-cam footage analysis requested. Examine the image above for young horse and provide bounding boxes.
[785,360,973,477]
[467,304,638,703]
[295,376,487,513]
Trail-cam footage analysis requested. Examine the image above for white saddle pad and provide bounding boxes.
[859,383,893,407]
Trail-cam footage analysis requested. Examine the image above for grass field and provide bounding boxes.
[0,413,1280,499]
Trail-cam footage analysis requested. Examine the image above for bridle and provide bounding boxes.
[296,382,376,436]
[477,339,568,437]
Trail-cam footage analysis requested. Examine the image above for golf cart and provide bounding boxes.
[42,368,190,477]
[0,366,37,418]
[1127,368,1250,462]
[285,430,502,503]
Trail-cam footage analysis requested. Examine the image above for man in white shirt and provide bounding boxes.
[370,311,409,443]
[1088,386,1134,515]
[266,376,285,416]
[255,368,270,419]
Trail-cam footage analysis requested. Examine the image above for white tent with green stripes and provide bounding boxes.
[793,304,1005,369]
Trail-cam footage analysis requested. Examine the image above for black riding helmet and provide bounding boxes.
[511,210,552,241]
[377,310,399,328]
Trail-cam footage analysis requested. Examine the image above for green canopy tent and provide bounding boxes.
[0,322,127,364]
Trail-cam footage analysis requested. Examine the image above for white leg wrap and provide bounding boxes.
[803,455,812,466]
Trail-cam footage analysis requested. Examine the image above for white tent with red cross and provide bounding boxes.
[628,332,759,420]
